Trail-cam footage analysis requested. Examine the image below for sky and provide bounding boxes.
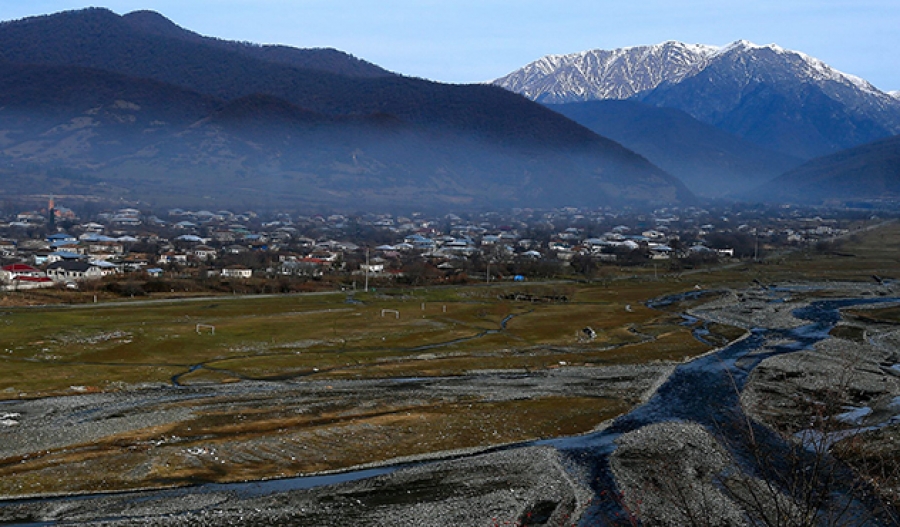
[1,1,898,92]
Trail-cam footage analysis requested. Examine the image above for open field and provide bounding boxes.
[2,222,900,501]
[0,280,725,496]
[0,281,717,398]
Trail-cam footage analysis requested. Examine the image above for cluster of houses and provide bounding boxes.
[1,230,126,290]
[0,203,860,291]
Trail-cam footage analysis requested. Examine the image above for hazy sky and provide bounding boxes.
[1,1,898,91]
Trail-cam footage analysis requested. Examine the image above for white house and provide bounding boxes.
[221,267,253,279]
[360,262,385,274]
[0,263,54,290]
[46,261,106,282]
[192,245,217,261]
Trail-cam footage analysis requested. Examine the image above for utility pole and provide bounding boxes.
[364,248,369,292]
[754,232,759,261]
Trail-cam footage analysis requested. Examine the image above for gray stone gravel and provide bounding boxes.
[690,281,897,331]
[0,365,664,524]
[608,282,900,527]
[611,421,747,527]
[0,365,672,465]
[1,446,591,526]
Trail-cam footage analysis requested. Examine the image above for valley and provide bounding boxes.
[0,5,899,526]
[2,223,900,525]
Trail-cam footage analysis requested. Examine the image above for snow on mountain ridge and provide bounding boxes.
[712,40,880,96]
[495,39,891,104]
[712,39,782,56]
[493,41,717,103]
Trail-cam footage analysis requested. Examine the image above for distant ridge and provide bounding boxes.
[747,134,900,204]
[121,10,393,79]
[547,100,803,197]
[496,41,900,159]
[494,41,717,103]
[0,8,642,146]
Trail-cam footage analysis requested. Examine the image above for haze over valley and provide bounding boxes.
[0,8,690,211]
[0,9,897,210]
[1,5,900,527]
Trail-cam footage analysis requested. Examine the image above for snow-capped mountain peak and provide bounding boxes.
[494,40,900,160]
[709,40,880,96]
[492,40,717,103]
[494,39,893,104]
[714,39,783,55]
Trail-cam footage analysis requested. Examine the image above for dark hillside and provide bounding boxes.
[0,61,691,210]
[0,8,612,147]
[0,61,219,122]
[748,134,900,204]
[0,8,693,211]
[548,100,802,197]
[120,10,392,78]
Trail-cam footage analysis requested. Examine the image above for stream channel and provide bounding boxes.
[553,293,900,525]
[2,290,898,525]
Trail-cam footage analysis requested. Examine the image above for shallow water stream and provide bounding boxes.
[2,291,898,526]
[553,294,900,525]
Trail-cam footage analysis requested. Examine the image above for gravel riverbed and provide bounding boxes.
[5,281,899,525]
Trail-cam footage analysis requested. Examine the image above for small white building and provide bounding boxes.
[360,262,385,274]
[192,246,217,261]
[221,267,252,279]
[46,261,106,282]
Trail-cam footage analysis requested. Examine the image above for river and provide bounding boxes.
[2,290,898,526]
[553,293,900,526]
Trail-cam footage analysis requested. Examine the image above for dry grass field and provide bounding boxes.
[0,280,720,398]
[0,279,725,494]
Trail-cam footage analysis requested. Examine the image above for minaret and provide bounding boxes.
[48,195,56,229]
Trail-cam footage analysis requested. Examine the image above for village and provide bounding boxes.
[0,198,868,295]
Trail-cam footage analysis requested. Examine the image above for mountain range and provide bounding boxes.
[0,8,691,211]
[494,41,717,104]
[1,9,897,210]
[495,41,900,160]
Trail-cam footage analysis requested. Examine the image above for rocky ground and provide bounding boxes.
[0,365,667,525]
[4,281,900,526]
[609,281,900,526]
[0,446,591,527]
[740,300,900,510]
[612,422,756,527]
[0,365,670,465]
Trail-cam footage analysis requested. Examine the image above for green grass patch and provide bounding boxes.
[0,281,724,397]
